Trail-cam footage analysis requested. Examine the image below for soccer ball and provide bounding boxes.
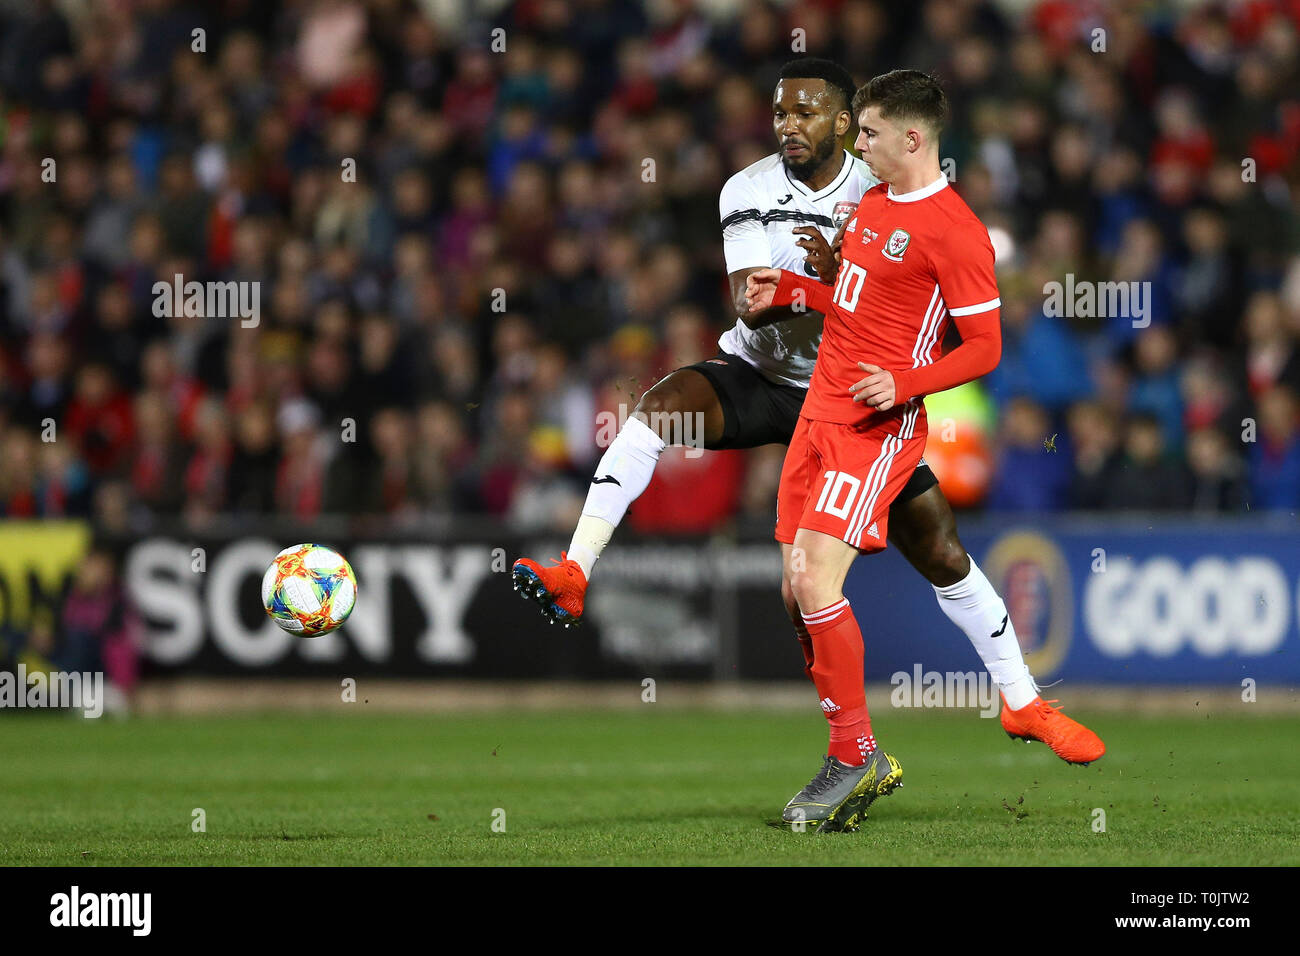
[261,543,357,636]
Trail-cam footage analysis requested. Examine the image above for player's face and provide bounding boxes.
[773,79,845,179]
[854,106,909,184]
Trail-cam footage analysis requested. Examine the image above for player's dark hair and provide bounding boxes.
[777,57,856,115]
[852,70,949,136]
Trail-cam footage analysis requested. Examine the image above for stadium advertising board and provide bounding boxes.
[101,521,1300,683]
[847,520,1300,684]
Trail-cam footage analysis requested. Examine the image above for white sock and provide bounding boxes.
[933,557,1038,710]
[567,515,613,580]
[568,416,666,578]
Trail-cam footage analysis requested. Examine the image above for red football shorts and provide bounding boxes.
[776,402,928,553]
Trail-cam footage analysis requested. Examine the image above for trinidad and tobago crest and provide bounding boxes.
[832,200,857,228]
[882,227,911,262]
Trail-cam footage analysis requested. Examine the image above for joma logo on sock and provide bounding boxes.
[50,886,151,936]
[890,665,998,718]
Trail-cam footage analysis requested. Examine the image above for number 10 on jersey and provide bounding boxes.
[833,262,868,312]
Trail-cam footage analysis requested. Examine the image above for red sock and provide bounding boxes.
[803,598,876,766]
[792,613,815,684]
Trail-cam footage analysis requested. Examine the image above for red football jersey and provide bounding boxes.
[772,174,1002,429]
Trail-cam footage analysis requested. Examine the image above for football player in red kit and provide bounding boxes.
[746,70,1103,832]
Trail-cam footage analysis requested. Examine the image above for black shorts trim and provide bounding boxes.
[894,460,939,505]
[681,352,806,450]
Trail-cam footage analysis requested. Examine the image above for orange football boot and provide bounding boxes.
[1000,693,1105,765]
[511,552,587,627]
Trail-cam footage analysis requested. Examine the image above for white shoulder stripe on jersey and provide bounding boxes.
[948,297,1001,316]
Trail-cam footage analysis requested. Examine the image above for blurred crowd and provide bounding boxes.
[2,0,1299,539]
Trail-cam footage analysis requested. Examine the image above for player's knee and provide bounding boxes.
[780,574,800,622]
[634,382,686,440]
[926,538,970,587]
[788,571,834,615]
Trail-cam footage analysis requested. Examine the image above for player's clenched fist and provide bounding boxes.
[849,361,897,410]
[744,268,782,313]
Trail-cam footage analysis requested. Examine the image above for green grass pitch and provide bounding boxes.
[2,707,1296,865]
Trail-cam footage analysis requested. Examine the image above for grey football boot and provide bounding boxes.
[781,749,903,833]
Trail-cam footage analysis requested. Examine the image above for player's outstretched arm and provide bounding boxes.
[745,267,836,321]
[721,172,830,330]
[742,268,781,314]
[731,267,824,330]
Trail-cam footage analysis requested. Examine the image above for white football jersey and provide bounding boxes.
[719,149,877,388]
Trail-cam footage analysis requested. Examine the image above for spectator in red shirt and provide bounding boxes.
[64,362,133,477]
[183,397,233,520]
[275,399,327,521]
[139,341,204,442]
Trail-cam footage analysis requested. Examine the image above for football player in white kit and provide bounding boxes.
[513,57,969,620]
[515,58,1102,787]
[514,58,969,626]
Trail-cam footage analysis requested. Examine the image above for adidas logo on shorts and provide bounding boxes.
[866,522,880,539]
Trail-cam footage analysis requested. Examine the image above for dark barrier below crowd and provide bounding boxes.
[2,516,1298,683]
